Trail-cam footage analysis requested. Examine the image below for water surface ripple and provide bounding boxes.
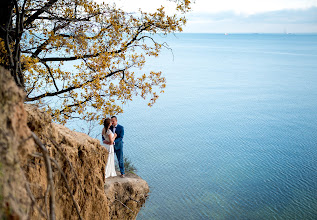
[91,34,317,219]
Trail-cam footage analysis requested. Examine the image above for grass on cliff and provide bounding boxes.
[115,157,137,174]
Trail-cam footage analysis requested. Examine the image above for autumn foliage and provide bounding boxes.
[0,0,190,124]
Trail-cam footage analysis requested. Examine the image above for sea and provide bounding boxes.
[75,34,317,219]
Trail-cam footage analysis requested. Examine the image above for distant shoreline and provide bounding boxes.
[176,32,317,35]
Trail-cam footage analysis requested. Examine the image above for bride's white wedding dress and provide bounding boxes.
[103,129,117,179]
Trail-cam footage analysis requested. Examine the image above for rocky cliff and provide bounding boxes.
[0,67,32,219]
[0,67,149,219]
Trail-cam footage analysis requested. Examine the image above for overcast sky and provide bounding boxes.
[101,0,317,33]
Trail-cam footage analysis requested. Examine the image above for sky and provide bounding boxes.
[101,0,317,33]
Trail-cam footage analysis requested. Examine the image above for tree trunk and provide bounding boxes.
[0,0,25,88]
[0,0,14,70]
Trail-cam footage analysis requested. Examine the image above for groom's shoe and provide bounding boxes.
[120,174,125,178]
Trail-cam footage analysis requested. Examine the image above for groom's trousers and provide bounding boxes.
[115,148,125,175]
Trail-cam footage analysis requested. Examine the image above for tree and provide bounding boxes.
[0,0,191,124]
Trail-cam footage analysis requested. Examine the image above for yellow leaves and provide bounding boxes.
[19,0,190,123]
[176,0,192,13]
[0,39,8,66]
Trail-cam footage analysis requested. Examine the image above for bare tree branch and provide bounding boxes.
[4,6,15,78]
[37,10,103,22]
[24,178,47,219]
[44,184,51,219]
[39,22,150,63]
[31,132,56,220]
[47,136,85,197]
[114,198,135,214]
[31,22,70,58]
[50,158,83,220]
[26,74,40,96]
[40,51,103,62]
[59,96,92,115]
[57,23,112,40]
[26,67,126,101]
[24,0,59,28]
[41,61,59,92]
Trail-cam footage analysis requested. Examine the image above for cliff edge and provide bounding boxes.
[0,66,149,219]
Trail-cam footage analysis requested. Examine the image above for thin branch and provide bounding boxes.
[121,70,125,80]
[24,0,58,27]
[50,158,83,220]
[31,132,56,220]
[21,166,47,219]
[31,39,51,58]
[107,23,150,55]
[59,96,92,115]
[46,137,85,197]
[37,10,102,22]
[41,61,59,92]
[29,12,108,58]
[57,24,112,40]
[13,0,21,78]
[40,52,102,62]
[24,179,47,219]
[31,22,70,58]
[4,6,15,79]
[114,199,135,213]
[26,74,40,96]
[37,16,89,22]
[39,22,150,63]
[44,184,51,219]
[26,67,125,101]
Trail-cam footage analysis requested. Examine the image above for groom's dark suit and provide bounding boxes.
[110,124,125,175]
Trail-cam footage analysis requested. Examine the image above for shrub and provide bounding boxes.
[115,157,137,174]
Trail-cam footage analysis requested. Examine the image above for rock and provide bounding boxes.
[104,173,149,219]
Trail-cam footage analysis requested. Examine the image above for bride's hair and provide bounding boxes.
[102,118,111,137]
[103,118,111,129]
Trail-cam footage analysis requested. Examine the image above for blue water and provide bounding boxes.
[91,34,317,219]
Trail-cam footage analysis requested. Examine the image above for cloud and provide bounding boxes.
[188,7,317,24]
[184,7,317,33]
[190,0,317,14]
[246,7,317,24]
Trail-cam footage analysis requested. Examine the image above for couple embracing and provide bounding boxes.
[102,116,125,179]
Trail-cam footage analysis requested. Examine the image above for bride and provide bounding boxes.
[102,118,117,179]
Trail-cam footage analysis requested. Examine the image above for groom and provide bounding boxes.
[109,116,125,177]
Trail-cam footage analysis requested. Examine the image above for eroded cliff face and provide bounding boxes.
[0,67,31,219]
[0,67,149,219]
[104,174,149,219]
[24,105,110,219]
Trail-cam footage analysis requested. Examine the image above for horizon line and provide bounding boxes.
[177,32,317,34]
